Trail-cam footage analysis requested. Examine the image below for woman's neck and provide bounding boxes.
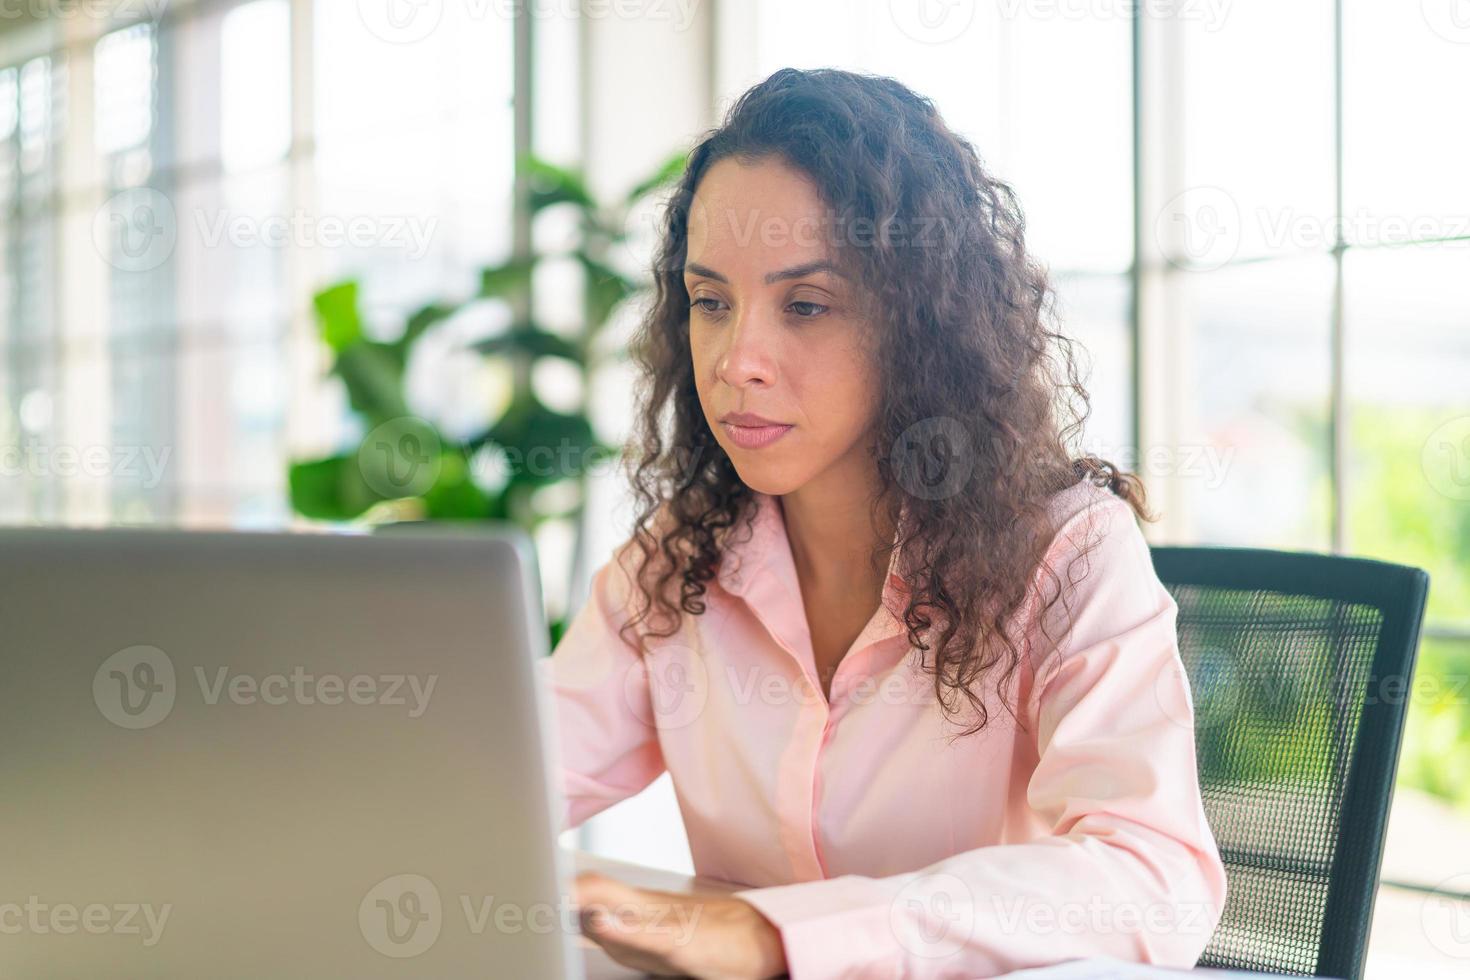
[777,469,895,596]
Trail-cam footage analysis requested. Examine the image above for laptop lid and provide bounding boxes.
[0,525,580,978]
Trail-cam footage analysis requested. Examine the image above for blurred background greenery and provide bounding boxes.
[287,152,684,649]
[1349,410,1470,810]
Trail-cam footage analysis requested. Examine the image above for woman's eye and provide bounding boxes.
[688,296,828,319]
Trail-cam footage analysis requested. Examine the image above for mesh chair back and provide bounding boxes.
[1150,547,1429,980]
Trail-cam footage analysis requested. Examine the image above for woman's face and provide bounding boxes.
[685,156,880,497]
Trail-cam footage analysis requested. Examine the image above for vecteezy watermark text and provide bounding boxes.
[93,646,439,730]
[0,897,171,947]
[357,873,702,959]
[192,209,437,261]
[194,666,437,718]
[0,441,171,488]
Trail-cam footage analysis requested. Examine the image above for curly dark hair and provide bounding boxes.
[614,66,1149,739]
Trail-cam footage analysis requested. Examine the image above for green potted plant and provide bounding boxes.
[287,151,686,647]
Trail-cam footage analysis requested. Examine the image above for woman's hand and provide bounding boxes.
[574,870,788,979]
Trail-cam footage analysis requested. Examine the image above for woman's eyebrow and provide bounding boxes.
[684,260,847,284]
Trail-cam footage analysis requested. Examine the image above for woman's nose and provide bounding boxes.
[716,303,779,389]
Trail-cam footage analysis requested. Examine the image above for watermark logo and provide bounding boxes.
[0,441,171,488]
[624,643,709,730]
[92,190,438,271]
[93,645,176,730]
[1155,186,1241,272]
[356,0,701,44]
[659,193,709,274]
[1155,190,1467,266]
[996,0,1231,31]
[357,871,693,954]
[194,666,437,718]
[359,874,443,958]
[1419,871,1470,959]
[93,187,177,273]
[1422,0,1470,44]
[676,202,963,265]
[360,416,442,499]
[93,646,438,727]
[192,208,437,260]
[1422,416,1470,501]
[0,897,172,947]
[890,871,976,959]
[470,438,626,485]
[1258,207,1470,251]
[989,892,1218,940]
[890,0,977,44]
[0,1,172,23]
[1158,645,1244,733]
[357,0,443,43]
[358,0,702,42]
[893,416,974,500]
[1090,442,1235,490]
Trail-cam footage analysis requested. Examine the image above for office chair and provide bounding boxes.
[1149,546,1430,980]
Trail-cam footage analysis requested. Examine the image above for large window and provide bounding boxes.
[0,47,66,523]
[0,0,516,529]
[1141,8,1470,906]
[714,0,1470,967]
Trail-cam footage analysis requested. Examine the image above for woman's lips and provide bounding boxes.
[720,421,794,449]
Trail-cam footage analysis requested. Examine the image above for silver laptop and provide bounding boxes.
[0,524,623,978]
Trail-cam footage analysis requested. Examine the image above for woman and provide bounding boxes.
[551,67,1226,979]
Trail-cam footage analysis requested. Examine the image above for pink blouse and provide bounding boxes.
[541,480,1228,978]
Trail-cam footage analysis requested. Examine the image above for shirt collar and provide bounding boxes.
[715,490,913,614]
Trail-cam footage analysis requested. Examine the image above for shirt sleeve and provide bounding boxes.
[731,496,1229,979]
[539,543,667,834]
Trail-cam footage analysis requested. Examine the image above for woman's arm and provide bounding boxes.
[730,498,1229,978]
[540,549,667,834]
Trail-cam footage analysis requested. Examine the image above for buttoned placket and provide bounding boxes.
[716,492,916,881]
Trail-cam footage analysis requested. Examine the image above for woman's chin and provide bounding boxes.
[727,463,802,498]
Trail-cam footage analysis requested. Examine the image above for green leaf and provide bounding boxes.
[356,417,447,502]
[399,301,458,353]
[485,397,600,487]
[479,257,536,300]
[520,153,594,211]
[314,280,364,353]
[547,615,567,653]
[577,253,635,329]
[288,454,381,521]
[334,342,409,426]
[473,321,584,364]
[623,151,688,206]
[421,450,497,519]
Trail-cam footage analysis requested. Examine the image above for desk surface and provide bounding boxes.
[570,849,739,894]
